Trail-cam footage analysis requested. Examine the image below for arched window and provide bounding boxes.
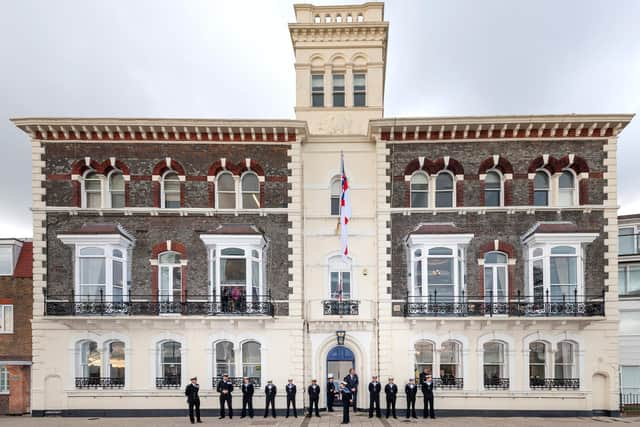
[533,171,550,206]
[329,255,351,300]
[440,340,461,383]
[161,171,180,208]
[484,170,502,207]
[555,341,577,380]
[107,341,125,386]
[558,170,576,207]
[220,247,247,311]
[330,176,341,215]
[484,251,508,308]
[435,172,454,208]
[108,171,125,208]
[529,341,547,387]
[357,13,364,22]
[550,246,577,301]
[79,247,106,301]
[242,341,261,381]
[483,341,508,389]
[336,14,343,23]
[410,172,428,208]
[158,252,182,310]
[346,14,353,23]
[414,341,434,378]
[241,172,260,209]
[215,341,235,377]
[216,172,236,209]
[83,170,102,208]
[79,340,100,383]
[157,340,181,388]
[325,14,332,23]
[314,15,321,24]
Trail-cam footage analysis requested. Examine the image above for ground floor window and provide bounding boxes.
[483,341,508,389]
[157,340,181,388]
[0,366,8,393]
[76,339,125,388]
[212,340,262,385]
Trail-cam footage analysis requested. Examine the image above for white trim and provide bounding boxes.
[484,169,504,207]
[240,171,261,209]
[215,171,237,210]
[160,169,181,209]
[433,170,456,208]
[0,305,14,334]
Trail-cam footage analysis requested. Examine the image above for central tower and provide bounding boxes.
[289,2,388,135]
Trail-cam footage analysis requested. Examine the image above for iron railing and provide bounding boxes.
[529,377,579,390]
[212,376,261,388]
[405,290,605,317]
[323,300,360,315]
[620,393,640,416]
[433,377,463,389]
[484,377,510,390]
[75,377,124,389]
[156,376,181,389]
[45,291,274,317]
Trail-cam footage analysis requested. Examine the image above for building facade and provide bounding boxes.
[0,239,33,414]
[12,2,634,417]
[618,215,640,399]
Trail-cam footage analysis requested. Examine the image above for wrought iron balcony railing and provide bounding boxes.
[75,376,124,389]
[484,377,510,390]
[45,292,274,317]
[529,377,579,390]
[323,299,360,315]
[433,377,463,389]
[156,376,181,389]
[405,290,605,318]
[212,376,261,388]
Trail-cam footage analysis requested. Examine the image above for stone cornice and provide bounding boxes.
[11,118,308,142]
[289,23,388,45]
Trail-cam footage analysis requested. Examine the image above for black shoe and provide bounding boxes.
[218,416,224,419]
[273,415,276,418]
[197,421,202,424]
[431,416,436,419]
[190,422,194,425]
[369,415,373,418]
[264,415,268,418]
[240,416,245,419]
[394,415,398,419]
[286,415,289,418]
[316,414,320,417]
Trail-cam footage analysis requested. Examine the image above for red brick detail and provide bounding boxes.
[432,157,464,175]
[72,180,81,207]
[504,180,513,206]
[528,180,534,205]
[151,241,187,258]
[131,175,152,181]
[478,265,484,297]
[479,181,485,205]
[0,298,12,304]
[100,159,131,176]
[152,159,186,176]
[527,156,560,174]
[208,182,215,207]
[405,180,411,207]
[13,242,33,279]
[180,182,185,207]
[70,158,102,175]
[151,266,158,303]
[266,175,288,182]
[186,176,207,181]
[152,182,160,208]
[237,159,266,177]
[260,182,265,207]
[380,128,612,141]
[456,181,464,207]
[579,179,589,205]
[508,265,516,299]
[403,158,437,176]
[557,155,590,175]
[478,240,516,258]
[589,172,603,179]
[46,174,71,180]
[478,156,514,175]
[208,160,240,177]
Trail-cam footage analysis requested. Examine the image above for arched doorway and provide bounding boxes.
[592,373,609,415]
[327,346,355,406]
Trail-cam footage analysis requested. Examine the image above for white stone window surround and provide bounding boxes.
[200,234,267,303]
[106,169,125,208]
[211,339,262,380]
[477,333,515,391]
[531,168,582,208]
[80,169,102,209]
[407,233,473,300]
[482,168,504,207]
[522,232,598,301]
[71,333,132,390]
[58,233,134,302]
[214,170,263,210]
[160,169,181,209]
[0,305,13,334]
[327,254,355,300]
[0,242,21,276]
[523,333,585,390]
[151,334,187,389]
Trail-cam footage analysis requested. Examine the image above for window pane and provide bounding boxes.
[109,341,125,381]
[483,342,504,363]
[221,258,246,284]
[624,264,640,295]
[84,341,101,378]
[551,246,576,255]
[312,75,324,89]
[242,174,259,191]
[242,193,260,209]
[341,272,351,298]
[113,260,123,287]
[80,247,103,256]
[86,192,102,208]
[333,74,344,89]
[415,341,434,364]
[550,257,577,284]
[485,190,501,207]
[428,247,452,256]
[414,259,422,295]
[619,228,636,255]
[331,196,340,215]
[0,248,11,275]
[333,93,345,107]
[529,342,546,364]
[218,193,236,209]
[558,190,574,207]
[312,93,324,107]
[159,252,181,264]
[534,172,549,188]
[221,248,244,256]
[80,258,106,284]
[354,74,365,88]
[242,342,261,363]
[354,93,366,107]
[218,173,234,191]
[533,190,548,206]
[2,306,13,332]
[485,252,507,264]
[411,192,427,208]
[533,259,544,303]
[436,173,453,190]
[485,171,500,187]
[435,191,453,208]
[111,193,125,208]
[110,173,124,190]
[85,173,101,190]
[330,272,339,297]
[162,341,181,364]
[559,171,574,189]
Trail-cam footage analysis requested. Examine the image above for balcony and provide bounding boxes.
[212,376,261,388]
[405,290,605,318]
[529,377,579,390]
[323,299,360,315]
[156,376,181,389]
[484,377,510,390]
[433,377,463,390]
[45,292,274,317]
[75,377,124,389]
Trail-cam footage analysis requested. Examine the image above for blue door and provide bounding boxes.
[327,346,355,407]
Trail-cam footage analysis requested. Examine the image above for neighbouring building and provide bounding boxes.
[618,215,640,398]
[11,2,634,417]
[0,239,33,414]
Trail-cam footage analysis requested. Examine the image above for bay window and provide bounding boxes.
[201,233,267,311]
[407,234,472,301]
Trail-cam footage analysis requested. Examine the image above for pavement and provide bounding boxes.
[1,413,640,427]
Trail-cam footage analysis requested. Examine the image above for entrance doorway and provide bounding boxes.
[327,346,355,407]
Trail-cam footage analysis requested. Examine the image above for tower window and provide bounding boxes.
[333,74,345,107]
[312,74,324,107]
[353,74,366,107]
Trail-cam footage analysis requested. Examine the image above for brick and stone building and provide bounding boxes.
[11,2,634,417]
[0,239,33,414]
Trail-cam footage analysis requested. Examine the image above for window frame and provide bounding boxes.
[619,226,639,256]
[528,341,548,384]
[483,340,508,388]
[619,262,640,296]
[434,171,455,208]
[107,169,126,208]
[554,341,577,380]
[158,251,182,304]
[328,254,353,300]
[0,246,14,276]
[533,169,550,207]
[414,340,435,378]
[332,73,345,107]
[81,169,103,209]
[410,171,429,208]
[240,171,260,209]
[330,176,341,216]
[0,366,8,394]
[353,73,366,107]
[215,171,237,210]
[214,340,236,377]
[558,169,577,207]
[160,170,181,209]
[0,305,14,334]
[311,74,325,107]
[484,169,503,207]
[483,251,508,306]
[439,340,462,380]
[157,340,182,387]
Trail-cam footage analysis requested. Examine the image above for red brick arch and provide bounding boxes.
[403,158,437,176]
[151,240,188,304]
[152,159,186,208]
[557,155,590,205]
[70,158,103,207]
[478,156,514,206]
[527,155,561,174]
[477,240,516,299]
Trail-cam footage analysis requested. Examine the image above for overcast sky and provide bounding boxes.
[1,0,639,238]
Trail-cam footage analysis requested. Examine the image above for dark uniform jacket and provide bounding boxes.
[344,374,359,391]
[241,382,254,396]
[308,384,321,399]
[384,383,398,398]
[185,383,200,403]
[217,380,234,394]
[265,384,277,397]
[327,380,336,395]
[405,383,418,399]
[422,381,434,396]
[286,384,297,398]
[368,381,381,395]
